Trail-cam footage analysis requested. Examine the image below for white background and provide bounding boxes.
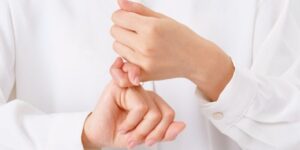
[292,0,300,26]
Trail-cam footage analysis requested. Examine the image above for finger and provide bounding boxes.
[123,62,141,86]
[110,25,140,51]
[118,0,162,18]
[110,57,134,87]
[144,93,176,146]
[111,57,124,68]
[146,121,186,147]
[163,122,186,141]
[112,10,148,32]
[163,121,186,141]
[127,93,162,147]
[117,87,149,133]
[113,41,140,65]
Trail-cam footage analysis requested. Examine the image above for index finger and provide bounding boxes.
[118,0,163,18]
[112,10,148,32]
[110,57,133,87]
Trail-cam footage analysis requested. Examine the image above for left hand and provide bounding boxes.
[111,0,234,100]
[111,0,203,81]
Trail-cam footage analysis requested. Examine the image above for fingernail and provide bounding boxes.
[128,141,138,149]
[146,139,156,147]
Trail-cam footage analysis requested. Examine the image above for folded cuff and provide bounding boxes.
[197,67,258,132]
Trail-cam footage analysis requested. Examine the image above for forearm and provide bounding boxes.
[186,41,235,101]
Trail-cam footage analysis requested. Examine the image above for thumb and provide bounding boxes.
[117,0,161,17]
[122,62,141,86]
[110,57,133,88]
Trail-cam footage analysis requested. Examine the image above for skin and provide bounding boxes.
[81,60,186,149]
[83,0,235,148]
[111,0,235,101]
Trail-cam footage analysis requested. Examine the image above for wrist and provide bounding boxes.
[186,43,235,101]
[82,114,102,149]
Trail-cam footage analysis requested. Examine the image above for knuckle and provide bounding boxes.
[164,109,175,120]
[145,19,160,36]
[136,104,149,113]
[111,10,121,21]
[148,111,162,122]
[139,43,152,55]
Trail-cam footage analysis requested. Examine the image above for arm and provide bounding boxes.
[111,0,300,149]
[111,0,234,101]
[1,1,185,149]
[0,1,89,149]
[199,0,300,149]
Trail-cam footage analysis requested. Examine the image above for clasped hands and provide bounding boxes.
[82,57,186,149]
[82,0,235,149]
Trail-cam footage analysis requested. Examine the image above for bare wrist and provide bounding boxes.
[187,44,235,101]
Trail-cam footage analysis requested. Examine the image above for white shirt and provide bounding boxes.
[1,0,300,150]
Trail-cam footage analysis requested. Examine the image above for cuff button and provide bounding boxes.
[212,112,224,120]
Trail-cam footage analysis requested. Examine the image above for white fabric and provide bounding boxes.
[0,0,300,150]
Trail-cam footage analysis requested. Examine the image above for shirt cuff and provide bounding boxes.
[197,67,258,132]
[46,112,90,150]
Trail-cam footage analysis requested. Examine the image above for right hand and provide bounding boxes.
[82,81,186,149]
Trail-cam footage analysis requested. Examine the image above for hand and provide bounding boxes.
[111,0,235,100]
[110,57,141,88]
[111,0,216,81]
[82,81,186,149]
[111,57,196,91]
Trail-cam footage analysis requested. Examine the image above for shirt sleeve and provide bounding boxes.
[198,0,300,149]
[0,0,89,149]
